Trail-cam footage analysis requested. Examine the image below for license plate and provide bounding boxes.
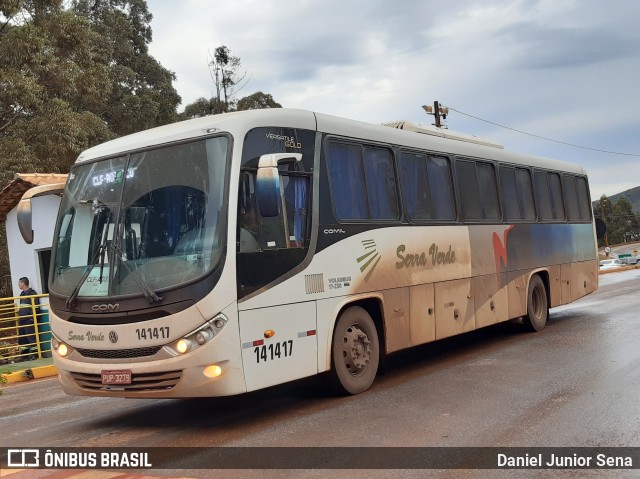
[101,369,132,385]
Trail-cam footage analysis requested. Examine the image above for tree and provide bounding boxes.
[0,0,181,285]
[1,2,113,182]
[72,0,181,135]
[181,45,281,119]
[0,0,181,183]
[208,45,247,112]
[593,195,640,246]
[179,97,227,120]
[594,195,613,247]
[237,92,282,111]
[609,197,640,244]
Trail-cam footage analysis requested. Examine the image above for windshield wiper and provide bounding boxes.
[66,200,162,308]
[109,242,163,303]
[65,241,163,308]
[66,206,112,309]
[65,242,107,309]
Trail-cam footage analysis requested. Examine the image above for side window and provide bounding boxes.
[562,175,581,221]
[535,171,565,221]
[499,166,535,221]
[326,143,366,219]
[456,160,482,220]
[399,151,455,221]
[427,156,456,219]
[363,147,399,219]
[238,172,263,252]
[282,174,310,247]
[327,141,399,220]
[534,171,553,220]
[575,177,592,221]
[499,167,520,221]
[515,168,536,220]
[477,162,500,220]
[237,170,310,252]
[456,159,500,221]
[548,172,565,220]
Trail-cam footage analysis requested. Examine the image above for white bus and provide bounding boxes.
[19,109,599,397]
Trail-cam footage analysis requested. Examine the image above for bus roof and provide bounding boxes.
[76,108,587,176]
[381,120,505,149]
[76,109,317,163]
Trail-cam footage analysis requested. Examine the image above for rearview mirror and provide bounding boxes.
[255,153,302,217]
[594,217,607,240]
[17,183,66,244]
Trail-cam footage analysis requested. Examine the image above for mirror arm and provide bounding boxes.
[257,153,302,169]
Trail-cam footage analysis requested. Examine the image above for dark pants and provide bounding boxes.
[18,316,36,352]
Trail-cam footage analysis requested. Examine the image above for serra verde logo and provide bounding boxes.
[396,243,456,269]
[356,239,381,282]
[357,240,456,282]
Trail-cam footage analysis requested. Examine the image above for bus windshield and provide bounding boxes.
[51,136,229,299]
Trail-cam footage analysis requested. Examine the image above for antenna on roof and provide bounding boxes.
[422,101,449,129]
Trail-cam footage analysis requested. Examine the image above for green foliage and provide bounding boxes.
[179,97,227,120]
[594,195,640,246]
[0,0,181,286]
[0,0,181,183]
[237,92,282,111]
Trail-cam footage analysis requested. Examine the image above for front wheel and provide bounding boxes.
[522,275,548,332]
[328,306,380,395]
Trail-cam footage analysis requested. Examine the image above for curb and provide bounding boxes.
[598,264,640,275]
[2,364,58,384]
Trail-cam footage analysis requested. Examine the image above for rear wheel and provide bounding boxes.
[523,275,548,332]
[328,306,380,395]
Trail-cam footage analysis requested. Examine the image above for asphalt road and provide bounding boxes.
[2,270,640,479]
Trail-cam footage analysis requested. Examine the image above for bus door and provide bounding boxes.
[237,152,317,392]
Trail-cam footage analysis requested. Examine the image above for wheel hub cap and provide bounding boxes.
[343,325,371,372]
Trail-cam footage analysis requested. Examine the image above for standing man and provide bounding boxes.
[18,277,39,361]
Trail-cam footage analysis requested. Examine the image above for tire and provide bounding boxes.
[522,275,548,332]
[328,306,380,395]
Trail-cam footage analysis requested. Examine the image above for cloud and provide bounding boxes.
[496,23,638,69]
[146,0,640,198]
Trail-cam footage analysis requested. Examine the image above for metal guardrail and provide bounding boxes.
[0,293,50,363]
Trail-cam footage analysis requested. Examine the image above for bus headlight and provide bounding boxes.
[52,334,72,357]
[165,314,228,356]
[204,365,223,378]
[176,339,191,354]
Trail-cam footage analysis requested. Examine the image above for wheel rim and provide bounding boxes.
[340,324,371,377]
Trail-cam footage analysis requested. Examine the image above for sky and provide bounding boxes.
[145,0,640,200]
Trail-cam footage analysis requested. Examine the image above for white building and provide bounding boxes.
[0,173,67,296]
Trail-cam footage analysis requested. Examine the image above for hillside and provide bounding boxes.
[593,186,640,213]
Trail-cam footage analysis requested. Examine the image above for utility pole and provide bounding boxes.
[600,199,609,250]
[422,101,448,128]
[434,101,442,128]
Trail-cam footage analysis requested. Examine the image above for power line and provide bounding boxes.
[447,106,640,157]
